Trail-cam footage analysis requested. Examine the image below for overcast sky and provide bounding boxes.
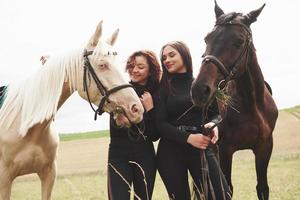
[0,0,299,133]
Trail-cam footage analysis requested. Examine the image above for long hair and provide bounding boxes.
[159,41,193,94]
[125,50,161,94]
[0,48,82,136]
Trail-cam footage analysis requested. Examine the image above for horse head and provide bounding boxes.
[77,21,144,127]
[191,1,265,108]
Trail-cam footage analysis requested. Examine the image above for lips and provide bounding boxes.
[165,64,173,69]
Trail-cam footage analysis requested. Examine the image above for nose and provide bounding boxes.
[131,103,140,114]
[128,103,144,123]
[132,66,139,73]
[164,57,171,65]
[191,81,211,106]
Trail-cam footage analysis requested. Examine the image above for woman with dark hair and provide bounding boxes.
[156,41,231,200]
[107,50,161,200]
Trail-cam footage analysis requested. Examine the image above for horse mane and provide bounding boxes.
[0,48,83,136]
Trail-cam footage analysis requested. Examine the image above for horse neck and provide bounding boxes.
[0,50,82,136]
[235,50,266,111]
[57,82,73,110]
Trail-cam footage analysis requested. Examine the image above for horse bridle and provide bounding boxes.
[202,21,253,89]
[83,50,146,139]
[83,49,133,120]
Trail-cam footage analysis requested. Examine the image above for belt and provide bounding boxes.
[177,125,201,132]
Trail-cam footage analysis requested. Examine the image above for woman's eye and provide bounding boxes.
[169,53,175,58]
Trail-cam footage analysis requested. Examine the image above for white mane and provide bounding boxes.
[0,48,83,136]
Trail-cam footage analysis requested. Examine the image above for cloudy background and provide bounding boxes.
[0,0,299,133]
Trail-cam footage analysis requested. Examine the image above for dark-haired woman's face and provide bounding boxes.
[128,55,150,85]
[162,45,186,74]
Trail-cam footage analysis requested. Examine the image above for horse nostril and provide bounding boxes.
[191,83,211,103]
[131,104,139,114]
[202,85,211,97]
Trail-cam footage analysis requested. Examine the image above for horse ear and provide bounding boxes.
[214,0,224,19]
[244,4,266,26]
[87,20,103,48]
[106,29,119,46]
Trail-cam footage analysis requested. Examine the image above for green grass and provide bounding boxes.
[283,105,300,119]
[59,130,109,141]
[12,154,300,200]
[283,105,300,113]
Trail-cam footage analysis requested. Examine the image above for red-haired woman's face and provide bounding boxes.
[128,55,150,85]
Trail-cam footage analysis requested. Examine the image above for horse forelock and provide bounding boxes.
[216,12,243,25]
[0,48,83,136]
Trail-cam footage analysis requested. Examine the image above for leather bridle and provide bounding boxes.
[202,21,252,89]
[83,49,133,120]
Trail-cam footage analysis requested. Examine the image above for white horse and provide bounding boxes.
[0,21,144,200]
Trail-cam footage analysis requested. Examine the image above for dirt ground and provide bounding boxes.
[55,110,300,176]
[18,110,300,180]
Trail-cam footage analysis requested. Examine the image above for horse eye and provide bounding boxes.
[233,39,244,48]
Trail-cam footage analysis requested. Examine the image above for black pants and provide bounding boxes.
[157,139,232,200]
[107,138,156,200]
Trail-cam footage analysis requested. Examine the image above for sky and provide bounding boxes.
[0,0,299,133]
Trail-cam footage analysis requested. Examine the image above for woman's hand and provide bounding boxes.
[187,134,211,149]
[204,122,219,144]
[140,92,154,112]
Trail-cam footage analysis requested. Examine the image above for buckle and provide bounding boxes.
[178,125,198,132]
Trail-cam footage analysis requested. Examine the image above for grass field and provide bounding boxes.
[11,107,300,200]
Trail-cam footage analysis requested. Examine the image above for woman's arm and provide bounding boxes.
[155,89,190,144]
[140,92,159,141]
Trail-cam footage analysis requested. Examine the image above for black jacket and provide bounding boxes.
[155,72,219,144]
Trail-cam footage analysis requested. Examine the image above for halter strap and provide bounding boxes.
[202,21,252,89]
[82,49,133,119]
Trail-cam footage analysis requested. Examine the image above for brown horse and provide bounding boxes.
[191,2,278,200]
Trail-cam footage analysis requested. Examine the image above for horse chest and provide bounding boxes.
[220,116,261,149]
[8,142,56,175]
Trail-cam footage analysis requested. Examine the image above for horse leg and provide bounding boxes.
[219,144,234,193]
[0,180,12,200]
[0,166,13,200]
[38,162,57,200]
[254,137,273,200]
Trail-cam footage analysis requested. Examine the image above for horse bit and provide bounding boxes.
[83,49,146,140]
[202,20,253,90]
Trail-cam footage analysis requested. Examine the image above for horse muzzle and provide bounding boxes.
[112,104,143,128]
[191,81,213,108]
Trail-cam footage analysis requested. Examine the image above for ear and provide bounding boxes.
[106,29,119,46]
[244,4,266,26]
[214,0,224,19]
[87,20,103,48]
